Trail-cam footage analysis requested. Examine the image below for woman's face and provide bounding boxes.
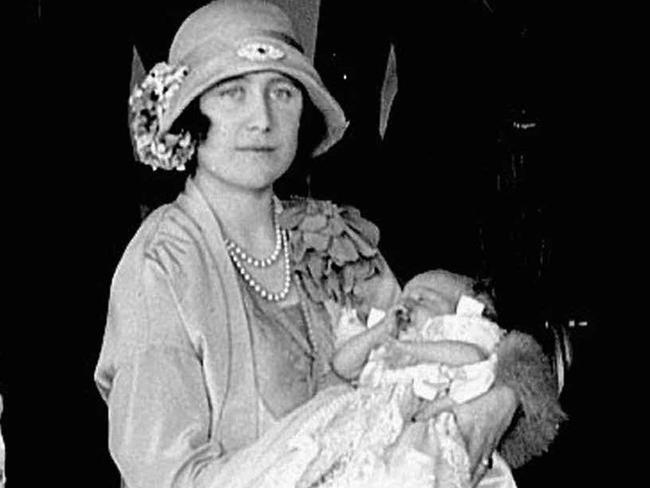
[196,70,303,191]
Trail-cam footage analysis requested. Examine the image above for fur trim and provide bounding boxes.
[494,331,568,468]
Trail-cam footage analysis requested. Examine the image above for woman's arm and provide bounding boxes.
[453,385,519,486]
[95,252,228,488]
[403,270,565,483]
[416,332,566,485]
[387,385,518,487]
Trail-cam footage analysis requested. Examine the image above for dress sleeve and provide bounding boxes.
[95,251,228,488]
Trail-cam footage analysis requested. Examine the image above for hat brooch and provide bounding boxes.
[236,42,285,61]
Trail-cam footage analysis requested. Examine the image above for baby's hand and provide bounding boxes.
[371,308,400,345]
[372,303,417,345]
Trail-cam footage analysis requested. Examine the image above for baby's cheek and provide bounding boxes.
[416,299,453,320]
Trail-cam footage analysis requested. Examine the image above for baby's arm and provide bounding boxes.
[389,339,487,367]
[333,316,395,380]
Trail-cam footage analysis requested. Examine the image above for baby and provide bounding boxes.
[333,296,490,376]
[261,284,507,488]
[332,280,501,416]
[212,279,511,488]
[313,282,508,487]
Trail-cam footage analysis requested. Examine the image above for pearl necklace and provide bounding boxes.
[227,228,292,302]
[224,199,282,268]
[225,219,283,268]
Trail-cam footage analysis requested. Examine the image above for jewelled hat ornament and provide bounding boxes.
[128,0,348,171]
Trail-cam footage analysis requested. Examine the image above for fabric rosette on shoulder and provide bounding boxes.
[129,62,196,171]
[278,198,384,309]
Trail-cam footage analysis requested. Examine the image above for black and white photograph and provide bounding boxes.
[5,0,608,486]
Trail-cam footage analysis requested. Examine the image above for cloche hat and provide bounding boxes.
[130,0,348,170]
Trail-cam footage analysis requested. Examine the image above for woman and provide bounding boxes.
[95,1,563,487]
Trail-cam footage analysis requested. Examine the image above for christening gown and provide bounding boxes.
[209,297,517,488]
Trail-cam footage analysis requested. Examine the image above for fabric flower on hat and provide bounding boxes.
[129,62,195,171]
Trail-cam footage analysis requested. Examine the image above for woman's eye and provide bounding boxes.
[272,85,297,101]
[218,85,245,99]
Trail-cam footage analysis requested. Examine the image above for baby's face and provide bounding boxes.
[402,288,456,321]
[394,295,453,338]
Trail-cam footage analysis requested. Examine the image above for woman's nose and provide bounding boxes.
[246,91,273,132]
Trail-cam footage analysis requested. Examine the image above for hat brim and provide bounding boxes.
[161,41,348,157]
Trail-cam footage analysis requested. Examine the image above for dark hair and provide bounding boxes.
[169,82,328,195]
[135,98,210,214]
[169,98,211,176]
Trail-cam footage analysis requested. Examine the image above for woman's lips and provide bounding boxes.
[236,145,276,152]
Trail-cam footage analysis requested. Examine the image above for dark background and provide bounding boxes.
[5,0,610,485]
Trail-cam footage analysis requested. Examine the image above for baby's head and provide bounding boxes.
[393,290,494,341]
[399,271,497,325]
[394,276,461,337]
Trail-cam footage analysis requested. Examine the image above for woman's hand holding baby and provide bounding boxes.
[454,386,518,486]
